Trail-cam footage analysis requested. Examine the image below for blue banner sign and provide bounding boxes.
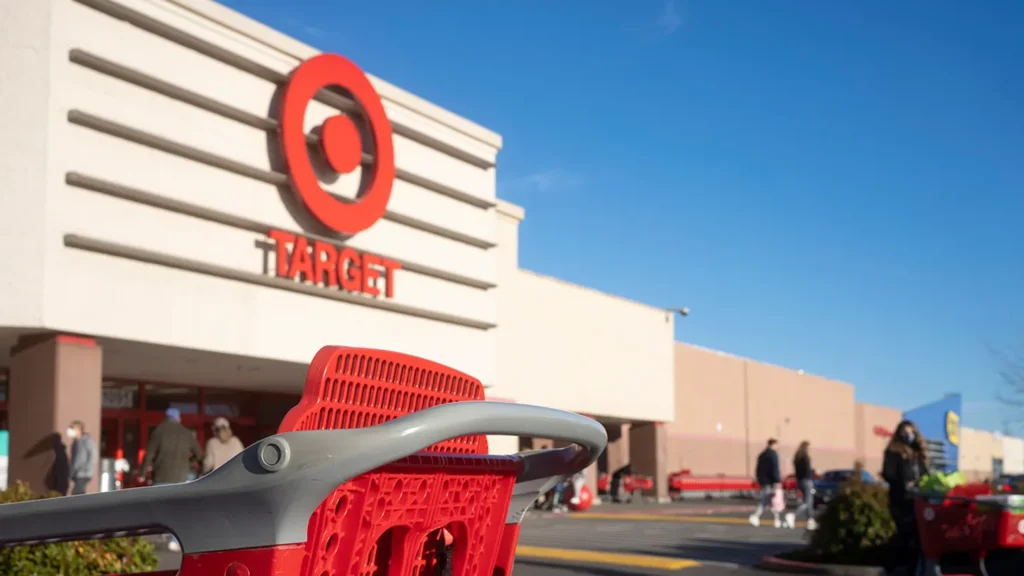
[903,394,962,473]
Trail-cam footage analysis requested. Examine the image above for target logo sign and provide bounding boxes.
[279,53,396,235]
[268,54,401,299]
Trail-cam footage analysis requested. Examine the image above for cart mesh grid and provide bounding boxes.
[273,346,521,576]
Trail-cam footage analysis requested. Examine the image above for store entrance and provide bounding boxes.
[99,380,299,469]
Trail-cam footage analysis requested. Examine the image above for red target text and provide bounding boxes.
[268,229,401,299]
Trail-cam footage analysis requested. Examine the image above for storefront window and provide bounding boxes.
[204,389,255,418]
[102,381,139,410]
[144,384,199,414]
[257,395,300,428]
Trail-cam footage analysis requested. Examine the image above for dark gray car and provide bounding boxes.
[813,468,878,508]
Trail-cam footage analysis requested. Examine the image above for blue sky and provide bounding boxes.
[225,0,1024,432]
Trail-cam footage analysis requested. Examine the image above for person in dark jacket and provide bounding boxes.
[140,408,203,485]
[882,420,929,575]
[786,440,816,531]
[749,438,783,528]
[139,408,202,553]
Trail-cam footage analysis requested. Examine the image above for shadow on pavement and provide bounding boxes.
[515,558,668,576]
[619,538,800,566]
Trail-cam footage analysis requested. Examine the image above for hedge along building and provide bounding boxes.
[0,0,676,495]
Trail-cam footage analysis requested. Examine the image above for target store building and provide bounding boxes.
[0,0,676,495]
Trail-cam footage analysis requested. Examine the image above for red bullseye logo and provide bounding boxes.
[279,54,396,236]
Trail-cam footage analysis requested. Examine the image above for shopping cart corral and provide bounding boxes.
[914,490,1024,576]
[0,346,608,576]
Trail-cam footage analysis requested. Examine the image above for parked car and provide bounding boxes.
[995,474,1024,492]
[813,468,877,508]
[782,472,821,502]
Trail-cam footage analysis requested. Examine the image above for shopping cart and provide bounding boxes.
[914,490,1024,576]
[0,346,608,576]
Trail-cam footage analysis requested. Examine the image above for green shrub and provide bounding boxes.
[0,482,159,576]
[802,476,895,565]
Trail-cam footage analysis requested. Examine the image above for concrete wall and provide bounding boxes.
[855,402,904,476]
[489,201,676,425]
[670,343,858,477]
[1003,436,1024,475]
[959,427,998,481]
[669,344,748,476]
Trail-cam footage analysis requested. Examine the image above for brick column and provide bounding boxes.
[8,334,102,495]
[629,421,669,502]
[584,460,599,504]
[604,423,631,475]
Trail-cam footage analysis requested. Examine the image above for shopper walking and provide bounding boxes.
[749,438,783,528]
[66,420,97,495]
[140,409,203,485]
[568,470,586,507]
[882,420,929,576]
[786,440,816,530]
[139,408,203,553]
[202,417,244,475]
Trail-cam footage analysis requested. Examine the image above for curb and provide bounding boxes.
[756,554,884,576]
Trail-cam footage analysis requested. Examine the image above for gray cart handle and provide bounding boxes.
[0,401,607,554]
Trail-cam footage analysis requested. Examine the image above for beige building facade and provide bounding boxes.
[0,0,675,496]
[0,0,1015,499]
[667,343,1013,482]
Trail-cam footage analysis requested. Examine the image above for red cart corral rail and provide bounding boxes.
[0,346,608,576]
[668,473,758,494]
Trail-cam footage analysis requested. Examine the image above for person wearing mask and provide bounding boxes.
[202,417,244,475]
[786,440,816,531]
[749,438,783,528]
[66,420,97,495]
[139,408,203,553]
[882,420,929,576]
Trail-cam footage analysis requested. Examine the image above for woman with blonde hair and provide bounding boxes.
[785,440,816,530]
[882,420,929,575]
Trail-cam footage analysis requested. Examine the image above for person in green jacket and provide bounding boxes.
[139,408,202,553]
[140,408,203,486]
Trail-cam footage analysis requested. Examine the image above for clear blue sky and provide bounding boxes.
[225,0,1024,432]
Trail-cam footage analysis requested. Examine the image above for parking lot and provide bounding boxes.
[514,501,807,575]
[154,499,809,574]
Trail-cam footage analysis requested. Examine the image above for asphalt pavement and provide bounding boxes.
[152,498,812,574]
[519,509,807,567]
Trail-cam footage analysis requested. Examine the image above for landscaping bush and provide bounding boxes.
[783,475,895,566]
[0,481,158,576]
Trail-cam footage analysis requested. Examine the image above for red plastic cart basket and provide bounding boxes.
[0,346,607,576]
[914,492,1024,576]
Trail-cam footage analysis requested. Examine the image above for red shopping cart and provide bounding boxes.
[914,489,1024,576]
[0,346,607,576]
